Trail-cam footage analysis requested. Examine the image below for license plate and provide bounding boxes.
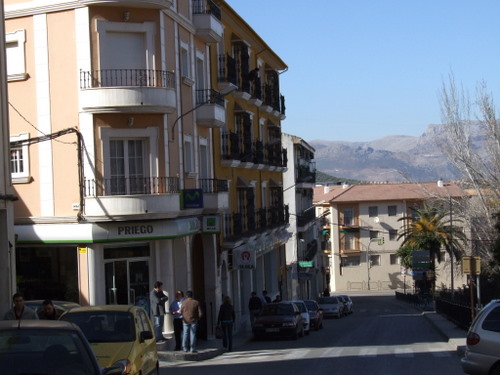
[266,328,279,332]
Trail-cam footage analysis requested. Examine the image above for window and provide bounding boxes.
[184,135,194,174]
[195,53,205,91]
[390,254,400,265]
[109,139,146,194]
[368,206,378,218]
[369,230,379,240]
[343,208,353,225]
[199,137,209,179]
[180,43,190,78]
[6,30,27,81]
[343,233,355,250]
[388,205,397,216]
[100,127,157,195]
[370,255,381,267]
[389,229,398,241]
[10,133,30,183]
[342,256,360,267]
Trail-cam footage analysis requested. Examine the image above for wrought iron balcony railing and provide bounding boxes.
[84,176,179,197]
[80,69,175,89]
[192,0,221,20]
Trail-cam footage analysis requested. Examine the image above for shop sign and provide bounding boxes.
[181,189,203,209]
[202,216,220,233]
[233,247,256,270]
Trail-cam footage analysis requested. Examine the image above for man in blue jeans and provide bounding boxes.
[180,291,203,353]
[150,281,168,343]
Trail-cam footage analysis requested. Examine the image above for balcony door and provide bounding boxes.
[109,139,147,195]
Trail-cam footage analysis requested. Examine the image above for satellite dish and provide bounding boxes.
[373,217,380,223]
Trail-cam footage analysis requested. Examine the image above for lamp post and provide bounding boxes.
[366,237,378,291]
[449,196,454,298]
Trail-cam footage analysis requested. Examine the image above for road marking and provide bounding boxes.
[394,347,413,357]
[320,347,344,358]
[359,347,377,357]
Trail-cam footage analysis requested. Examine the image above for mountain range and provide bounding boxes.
[309,124,464,183]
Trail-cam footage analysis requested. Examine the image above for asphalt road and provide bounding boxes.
[160,294,464,375]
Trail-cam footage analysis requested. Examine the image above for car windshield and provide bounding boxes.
[317,297,338,304]
[261,304,295,316]
[61,311,135,343]
[292,302,306,313]
[304,301,317,310]
[0,328,98,375]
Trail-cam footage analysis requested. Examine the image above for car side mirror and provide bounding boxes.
[140,331,154,342]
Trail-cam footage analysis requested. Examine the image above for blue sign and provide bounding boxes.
[181,189,203,209]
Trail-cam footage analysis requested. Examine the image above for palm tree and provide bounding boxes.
[397,202,466,292]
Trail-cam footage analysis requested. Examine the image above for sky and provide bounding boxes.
[226,0,500,143]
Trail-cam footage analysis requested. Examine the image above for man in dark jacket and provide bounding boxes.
[248,291,262,328]
[150,281,168,342]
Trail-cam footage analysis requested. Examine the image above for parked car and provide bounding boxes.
[0,319,124,375]
[317,296,343,319]
[338,295,354,315]
[461,299,500,375]
[304,300,324,330]
[25,299,81,316]
[60,305,159,375]
[289,300,311,334]
[252,302,305,340]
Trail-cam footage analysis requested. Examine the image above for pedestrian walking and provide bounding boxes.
[180,291,202,353]
[217,296,235,352]
[248,291,262,328]
[262,290,272,303]
[150,281,168,343]
[169,290,185,351]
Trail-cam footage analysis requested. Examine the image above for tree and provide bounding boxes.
[397,203,467,291]
[439,74,500,275]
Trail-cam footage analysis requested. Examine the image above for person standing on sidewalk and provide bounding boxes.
[150,281,168,343]
[217,296,235,352]
[4,293,38,320]
[180,291,202,353]
[248,291,262,328]
[169,290,185,351]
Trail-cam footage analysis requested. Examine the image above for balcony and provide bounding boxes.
[83,176,180,219]
[195,89,227,128]
[192,0,223,43]
[222,205,289,246]
[221,132,288,170]
[200,178,229,213]
[79,0,173,9]
[80,69,176,114]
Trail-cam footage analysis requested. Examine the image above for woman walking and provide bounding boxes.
[217,296,235,352]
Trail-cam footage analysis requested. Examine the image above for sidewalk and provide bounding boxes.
[422,310,467,357]
[157,328,253,362]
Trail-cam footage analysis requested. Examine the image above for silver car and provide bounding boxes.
[461,299,500,375]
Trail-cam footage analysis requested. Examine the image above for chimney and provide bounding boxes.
[342,182,349,189]
[437,179,444,188]
[323,185,330,194]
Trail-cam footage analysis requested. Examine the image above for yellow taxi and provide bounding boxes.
[60,305,158,375]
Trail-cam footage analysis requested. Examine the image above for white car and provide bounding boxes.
[317,296,343,319]
[462,299,500,375]
[289,300,311,334]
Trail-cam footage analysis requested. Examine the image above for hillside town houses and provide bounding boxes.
[0,0,472,340]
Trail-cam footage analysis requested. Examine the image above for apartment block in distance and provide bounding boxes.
[314,181,467,293]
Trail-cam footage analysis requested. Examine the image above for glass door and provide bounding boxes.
[105,259,149,305]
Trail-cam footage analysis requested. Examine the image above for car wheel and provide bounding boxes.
[491,363,500,375]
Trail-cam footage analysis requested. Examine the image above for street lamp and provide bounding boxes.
[170,84,238,140]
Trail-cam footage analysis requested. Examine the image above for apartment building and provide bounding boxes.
[314,181,467,292]
[209,2,289,329]
[1,0,17,314]
[282,133,327,300]
[5,0,233,334]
